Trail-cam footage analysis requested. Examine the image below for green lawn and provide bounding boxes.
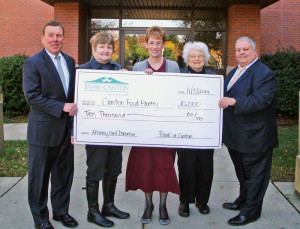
[271,125,298,182]
[3,117,16,123]
[0,140,28,177]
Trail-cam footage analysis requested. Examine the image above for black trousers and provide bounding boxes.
[85,145,123,182]
[228,148,273,218]
[177,149,214,204]
[28,135,74,224]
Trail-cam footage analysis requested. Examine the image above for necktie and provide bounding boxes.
[55,55,68,96]
[228,66,246,89]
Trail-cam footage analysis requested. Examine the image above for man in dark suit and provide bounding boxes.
[219,36,278,226]
[23,21,78,229]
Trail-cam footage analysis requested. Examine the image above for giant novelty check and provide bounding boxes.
[74,69,223,149]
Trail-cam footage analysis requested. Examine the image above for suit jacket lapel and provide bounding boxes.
[224,68,236,90]
[232,69,250,89]
[41,49,66,97]
[229,60,260,90]
[61,52,74,99]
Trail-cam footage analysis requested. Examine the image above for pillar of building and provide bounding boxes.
[227,4,261,72]
[54,2,88,65]
[295,92,300,194]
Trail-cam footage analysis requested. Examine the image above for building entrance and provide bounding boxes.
[120,29,192,70]
[89,8,227,74]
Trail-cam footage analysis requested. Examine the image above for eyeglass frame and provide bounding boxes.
[189,54,205,59]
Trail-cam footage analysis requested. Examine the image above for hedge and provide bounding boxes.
[261,47,300,117]
[0,54,30,117]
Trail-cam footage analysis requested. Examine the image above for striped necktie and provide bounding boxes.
[228,66,246,89]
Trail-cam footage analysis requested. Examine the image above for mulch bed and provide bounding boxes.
[276,116,298,128]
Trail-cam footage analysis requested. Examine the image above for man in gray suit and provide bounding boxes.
[23,21,78,229]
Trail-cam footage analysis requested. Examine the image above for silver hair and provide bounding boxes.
[182,41,211,65]
[235,36,256,50]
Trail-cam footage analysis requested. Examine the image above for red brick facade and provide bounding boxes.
[0,0,88,64]
[0,0,298,66]
[0,0,53,57]
[261,0,300,54]
[228,4,261,67]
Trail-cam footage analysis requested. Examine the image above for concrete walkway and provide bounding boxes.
[0,124,299,229]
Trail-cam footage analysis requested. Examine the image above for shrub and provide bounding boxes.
[261,47,300,117]
[0,54,30,117]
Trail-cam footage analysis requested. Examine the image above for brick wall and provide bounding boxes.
[0,0,53,57]
[228,4,261,67]
[54,2,79,63]
[261,0,300,54]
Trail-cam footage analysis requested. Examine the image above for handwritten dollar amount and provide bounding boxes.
[187,112,203,121]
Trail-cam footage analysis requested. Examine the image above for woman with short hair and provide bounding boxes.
[177,41,215,217]
[77,32,130,228]
[126,26,180,226]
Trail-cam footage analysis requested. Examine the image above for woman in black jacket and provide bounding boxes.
[77,32,129,228]
[177,41,215,217]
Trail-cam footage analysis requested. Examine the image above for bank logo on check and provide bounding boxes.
[84,77,129,93]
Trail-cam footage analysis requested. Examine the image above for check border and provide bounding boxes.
[74,70,223,149]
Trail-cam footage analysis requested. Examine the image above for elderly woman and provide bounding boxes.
[126,26,180,226]
[177,41,215,217]
[77,32,130,227]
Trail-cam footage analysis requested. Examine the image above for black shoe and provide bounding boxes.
[86,180,114,227]
[88,209,114,227]
[223,202,240,210]
[195,203,210,214]
[102,178,130,219]
[102,202,130,219]
[53,214,78,228]
[178,203,190,217]
[34,222,54,229]
[228,214,259,226]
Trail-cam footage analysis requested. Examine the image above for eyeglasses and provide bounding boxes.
[189,54,205,59]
